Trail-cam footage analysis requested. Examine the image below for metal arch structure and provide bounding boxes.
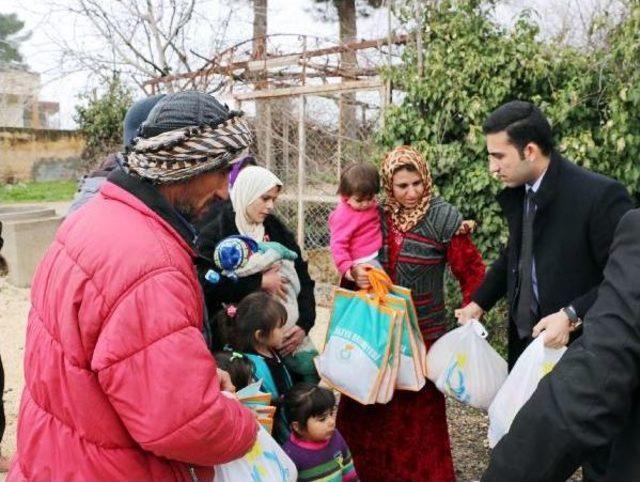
[141,33,409,297]
[142,33,408,96]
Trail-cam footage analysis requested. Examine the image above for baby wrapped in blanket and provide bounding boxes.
[206,235,319,382]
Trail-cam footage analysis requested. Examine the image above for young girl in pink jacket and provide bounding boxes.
[328,163,383,279]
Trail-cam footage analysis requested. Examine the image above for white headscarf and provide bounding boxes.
[231,165,283,241]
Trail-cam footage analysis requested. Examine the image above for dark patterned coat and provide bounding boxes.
[379,196,463,340]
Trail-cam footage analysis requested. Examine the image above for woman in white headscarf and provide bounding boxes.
[197,166,317,372]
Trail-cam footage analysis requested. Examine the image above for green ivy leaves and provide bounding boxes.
[379,0,640,261]
[378,0,640,352]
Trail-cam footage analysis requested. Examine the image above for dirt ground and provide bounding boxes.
[0,279,29,480]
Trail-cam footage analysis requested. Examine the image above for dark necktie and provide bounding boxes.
[515,189,537,338]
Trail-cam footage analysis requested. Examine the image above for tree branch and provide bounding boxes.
[79,0,165,76]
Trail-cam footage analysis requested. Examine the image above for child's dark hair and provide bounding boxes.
[214,351,255,391]
[284,383,337,429]
[218,292,287,351]
[337,163,380,198]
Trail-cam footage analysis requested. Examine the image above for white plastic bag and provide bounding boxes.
[426,320,508,410]
[488,335,566,448]
[214,425,297,482]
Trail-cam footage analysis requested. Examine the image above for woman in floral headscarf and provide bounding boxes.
[337,146,486,482]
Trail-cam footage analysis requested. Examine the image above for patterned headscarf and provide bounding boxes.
[381,145,434,233]
[123,116,253,184]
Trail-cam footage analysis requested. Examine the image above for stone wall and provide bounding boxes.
[0,205,63,287]
[0,127,85,182]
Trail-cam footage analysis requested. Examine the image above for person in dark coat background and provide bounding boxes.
[0,221,6,276]
[0,221,8,472]
[482,209,640,482]
[67,94,166,215]
[0,350,6,473]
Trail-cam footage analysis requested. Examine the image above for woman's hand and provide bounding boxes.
[262,265,287,299]
[456,220,477,235]
[350,264,372,289]
[454,301,484,325]
[278,325,305,357]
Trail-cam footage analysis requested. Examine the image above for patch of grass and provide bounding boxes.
[0,180,77,203]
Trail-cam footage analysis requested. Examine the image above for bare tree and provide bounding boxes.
[251,0,269,162]
[252,0,268,64]
[557,0,629,48]
[495,0,630,48]
[335,0,358,139]
[48,0,233,92]
[311,0,384,140]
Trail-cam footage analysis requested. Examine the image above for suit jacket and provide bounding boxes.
[195,201,316,349]
[482,209,640,482]
[472,152,632,333]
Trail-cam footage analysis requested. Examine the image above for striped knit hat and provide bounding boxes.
[123,91,253,184]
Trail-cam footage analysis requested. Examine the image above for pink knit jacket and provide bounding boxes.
[328,198,382,275]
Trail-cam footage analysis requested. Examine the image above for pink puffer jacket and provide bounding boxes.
[8,181,257,481]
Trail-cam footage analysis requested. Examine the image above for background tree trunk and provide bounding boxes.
[335,0,358,140]
[252,0,270,164]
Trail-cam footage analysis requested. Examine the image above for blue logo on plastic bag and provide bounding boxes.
[443,354,471,404]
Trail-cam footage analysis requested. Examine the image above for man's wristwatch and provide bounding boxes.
[562,305,583,329]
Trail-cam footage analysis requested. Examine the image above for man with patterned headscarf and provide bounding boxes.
[7,91,258,482]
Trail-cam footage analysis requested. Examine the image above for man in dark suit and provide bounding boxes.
[482,209,640,481]
[455,101,632,368]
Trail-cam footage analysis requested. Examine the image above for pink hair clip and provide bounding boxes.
[226,305,237,318]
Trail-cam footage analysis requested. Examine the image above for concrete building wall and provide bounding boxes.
[0,127,85,182]
[0,69,40,128]
[0,69,40,97]
[0,68,60,129]
[0,96,25,127]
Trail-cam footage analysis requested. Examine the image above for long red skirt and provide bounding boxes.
[337,380,455,482]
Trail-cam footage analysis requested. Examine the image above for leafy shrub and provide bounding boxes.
[378,0,640,352]
[74,75,132,170]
